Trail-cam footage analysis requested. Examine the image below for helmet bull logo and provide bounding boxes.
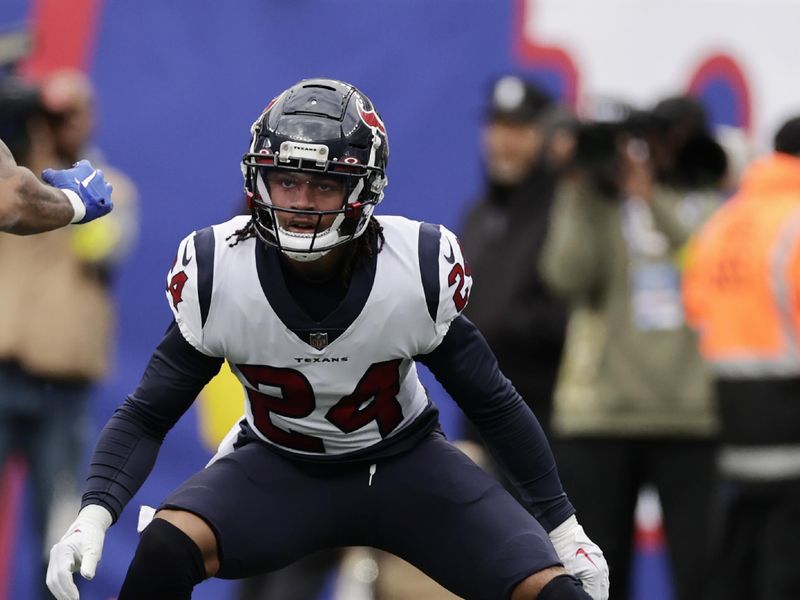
[357,99,387,137]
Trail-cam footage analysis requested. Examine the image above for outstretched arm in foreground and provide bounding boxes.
[0,138,113,234]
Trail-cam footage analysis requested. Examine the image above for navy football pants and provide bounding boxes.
[162,432,560,600]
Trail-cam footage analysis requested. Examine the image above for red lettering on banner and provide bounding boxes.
[513,0,580,108]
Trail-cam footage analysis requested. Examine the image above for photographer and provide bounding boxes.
[539,96,725,600]
[0,73,114,599]
[460,75,567,439]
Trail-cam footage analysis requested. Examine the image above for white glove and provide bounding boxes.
[548,515,610,600]
[46,505,113,600]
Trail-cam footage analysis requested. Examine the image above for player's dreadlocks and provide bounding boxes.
[226,218,257,248]
[341,218,385,285]
[225,217,385,287]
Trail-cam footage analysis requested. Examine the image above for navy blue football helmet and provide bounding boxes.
[242,78,389,261]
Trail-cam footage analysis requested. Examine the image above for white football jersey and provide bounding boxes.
[165,215,472,457]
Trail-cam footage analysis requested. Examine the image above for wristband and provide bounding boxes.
[63,189,87,223]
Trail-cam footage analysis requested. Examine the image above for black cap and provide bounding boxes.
[486,75,552,123]
[774,116,800,156]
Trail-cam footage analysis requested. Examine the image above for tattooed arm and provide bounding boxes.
[0,139,114,235]
[0,138,75,234]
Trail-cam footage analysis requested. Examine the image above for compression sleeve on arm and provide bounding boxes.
[81,322,223,522]
[418,315,574,532]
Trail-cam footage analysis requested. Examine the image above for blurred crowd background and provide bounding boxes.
[2,1,800,599]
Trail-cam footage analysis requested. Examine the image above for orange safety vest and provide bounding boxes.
[683,153,800,377]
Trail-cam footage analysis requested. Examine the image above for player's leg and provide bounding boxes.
[235,549,342,600]
[155,509,220,573]
[117,514,210,600]
[651,438,717,600]
[117,440,372,597]
[372,432,590,599]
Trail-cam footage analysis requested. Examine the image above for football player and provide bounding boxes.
[0,138,113,234]
[46,79,608,600]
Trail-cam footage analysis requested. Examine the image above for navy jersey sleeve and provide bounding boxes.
[418,314,574,532]
[81,321,223,522]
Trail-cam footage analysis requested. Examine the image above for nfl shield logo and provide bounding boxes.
[309,332,329,350]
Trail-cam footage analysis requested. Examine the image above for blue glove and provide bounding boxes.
[42,160,114,224]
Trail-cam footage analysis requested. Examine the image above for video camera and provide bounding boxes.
[572,96,727,197]
[0,27,44,162]
[0,75,44,162]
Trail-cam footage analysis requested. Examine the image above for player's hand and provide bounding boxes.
[42,160,114,224]
[46,505,113,600]
[548,515,610,600]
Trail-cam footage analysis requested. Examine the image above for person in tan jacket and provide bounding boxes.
[540,96,725,600]
[0,71,125,598]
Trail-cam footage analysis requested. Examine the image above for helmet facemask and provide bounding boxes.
[251,164,378,262]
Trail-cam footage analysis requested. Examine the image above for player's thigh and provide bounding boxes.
[154,509,221,576]
[374,434,560,600]
[159,442,357,579]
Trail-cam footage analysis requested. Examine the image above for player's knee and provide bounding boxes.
[535,574,593,600]
[156,508,220,575]
[118,518,207,600]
